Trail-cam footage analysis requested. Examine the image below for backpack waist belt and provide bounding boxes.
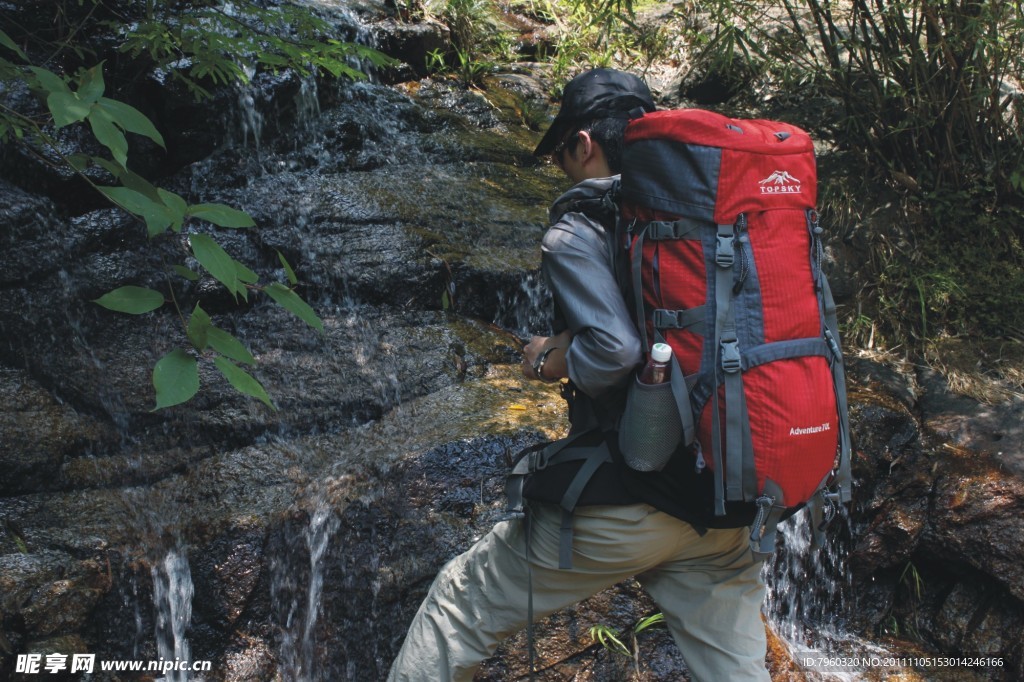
[505,432,614,569]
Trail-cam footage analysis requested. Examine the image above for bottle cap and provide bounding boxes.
[650,342,672,363]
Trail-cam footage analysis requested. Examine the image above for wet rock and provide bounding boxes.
[190,518,267,633]
[372,17,451,79]
[844,358,929,579]
[21,578,106,641]
[921,449,1024,603]
[0,181,67,285]
[913,366,1024,604]
[0,551,110,643]
[0,367,116,495]
[840,356,1024,677]
[918,367,1024,478]
[478,582,691,681]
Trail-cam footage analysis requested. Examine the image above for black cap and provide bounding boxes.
[533,68,655,157]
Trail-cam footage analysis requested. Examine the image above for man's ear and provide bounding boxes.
[577,130,596,162]
[577,130,611,176]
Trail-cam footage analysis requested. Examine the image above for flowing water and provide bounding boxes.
[494,270,551,342]
[151,548,197,682]
[272,497,340,682]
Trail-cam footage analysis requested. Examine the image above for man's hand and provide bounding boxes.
[522,330,571,382]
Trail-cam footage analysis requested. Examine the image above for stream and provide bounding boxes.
[2,1,1022,681]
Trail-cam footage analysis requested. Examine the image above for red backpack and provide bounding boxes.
[617,109,852,556]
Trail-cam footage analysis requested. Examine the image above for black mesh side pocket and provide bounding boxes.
[617,377,683,472]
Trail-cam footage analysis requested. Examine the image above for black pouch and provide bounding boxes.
[617,377,682,472]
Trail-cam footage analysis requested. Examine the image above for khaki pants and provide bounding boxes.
[387,502,770,682]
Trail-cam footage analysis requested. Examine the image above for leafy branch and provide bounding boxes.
[1,31,324,410]
[107,0,397,99]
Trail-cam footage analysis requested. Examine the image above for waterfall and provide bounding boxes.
[766,509,899,680]
[294,75,322,149]
[234,64,265,150]
[494,270,552,341]
[273,497,340,682]
[151,548,196,682]
[766,509,850,646]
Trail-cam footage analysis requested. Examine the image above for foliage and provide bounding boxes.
[418,0,671,88]
[589,612,665,677]
[117,1,396,97]
[558,0,1023,345]
[536,0,675,90]
[424,46,494,88]
[0,1,383,409]
[421,0,506,86]
[872,192,1022,344]
[1,0,394,101]
[656,0,1024,346]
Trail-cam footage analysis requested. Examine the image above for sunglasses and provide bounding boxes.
[551,134,573,157]
[550,128,588,163]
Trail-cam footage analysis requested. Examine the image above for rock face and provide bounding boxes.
[1,5,1022,682]
[842,357,1024,679]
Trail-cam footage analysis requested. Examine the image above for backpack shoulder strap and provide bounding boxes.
[566,180,619,231]
[568,181,634,325]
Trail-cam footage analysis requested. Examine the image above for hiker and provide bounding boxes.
[386,68,771,682]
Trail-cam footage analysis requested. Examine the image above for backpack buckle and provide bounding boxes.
[653,309,680,329]
[824,329,843,362]
[715,235,734,268]
[721,339,741,373]
[528,447,553,472]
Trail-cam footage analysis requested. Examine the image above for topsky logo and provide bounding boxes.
[759,170,802,194]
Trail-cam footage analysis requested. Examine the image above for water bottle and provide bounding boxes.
[620,341,680,472]
[638,343,672,384]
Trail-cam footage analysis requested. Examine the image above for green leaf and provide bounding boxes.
[93,157,127,180]
[190,233,242,298]
[95,97,166,148]
[77,64,105,105]
[235,261,259,284]
[67,153,91,172]
[277,250,298,285]
[173,265,201,281]
[28,66,70,95]
[47,90,91,128]
[208,327,256,365]
[187,303,212,350]
[93,285,165,314]
[98,185,174,236]
[188,203,255,228]
[88,106,129,166]
[634,613,665,633]
[98,185,152,212]
[157,189,188,231]
[265,282,324,332]
[214,357,274,409]
[0,28,28,61]
[100,162,163,203]
[588,625,630,656]
[153,348,199,410]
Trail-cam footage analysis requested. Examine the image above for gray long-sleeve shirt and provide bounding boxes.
[533,177,755,529]
[542,176,642,398]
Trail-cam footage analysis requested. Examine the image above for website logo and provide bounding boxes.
[759,170,802,194]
